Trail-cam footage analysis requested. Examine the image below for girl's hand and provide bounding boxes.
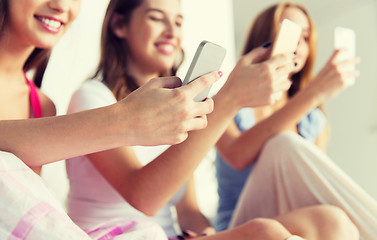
[178,227,216,239]
[118,72,220,146]
[200,226,216,236]
[309,49,360,104]
[222,45,294,108]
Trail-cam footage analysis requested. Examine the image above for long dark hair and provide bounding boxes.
[0,0,8,33]
[94,0,183,100]
[0,0,50,88]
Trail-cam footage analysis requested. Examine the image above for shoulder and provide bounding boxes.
[36,89,56,117]
[68,79,117,114]
[298,108,328,142]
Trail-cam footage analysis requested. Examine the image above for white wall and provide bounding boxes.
[232,0,377,199]
[314,0,377,200]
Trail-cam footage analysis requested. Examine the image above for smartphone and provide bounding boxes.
[271,19,302,57]
[334,26,356,85]
[181,40,226,102]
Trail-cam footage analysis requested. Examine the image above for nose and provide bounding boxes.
[163,19,180,39]
[48,0,69,13]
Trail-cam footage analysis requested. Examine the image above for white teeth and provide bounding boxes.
[159,44,174,52]
[39,17,62,29]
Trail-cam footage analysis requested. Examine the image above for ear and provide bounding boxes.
[110,13,128,39]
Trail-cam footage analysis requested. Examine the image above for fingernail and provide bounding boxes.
[262,42,272,48]
[182,231,190,237]
[218,71,223,77]
[177,235,185,240]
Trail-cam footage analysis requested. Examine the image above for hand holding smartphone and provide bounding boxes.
[181,40,226,102]
[270,19,302,101]
[334,26,356,85]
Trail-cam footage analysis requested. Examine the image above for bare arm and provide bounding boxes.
[30,89,57,175]
[315,125,329,151]
[0,75,217,166]
[217,49,360,170]
[176,177,215,236]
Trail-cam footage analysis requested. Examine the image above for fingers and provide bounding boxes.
[148,76,182,89]
[193,97,214,117]
[267,52,295,70]
[329,48,343,62]
[330,49,360,65]
[178,229,198,239]
[179,71,221,99]
[274,75,292,92]
[337,56,360,67]
[267,54,294,100]
[332,52,360,86]
[180,98,213,133]
[270,91,284,103]
[342,69,360,86]
[240,45,271,65]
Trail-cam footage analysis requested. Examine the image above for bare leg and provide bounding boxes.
[196,218,292,240]
[274,205,359,240]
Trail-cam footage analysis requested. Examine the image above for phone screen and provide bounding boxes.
[334,26,356,85]
[271,19,302,57]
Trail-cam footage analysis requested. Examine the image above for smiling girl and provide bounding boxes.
[0,0,80,174]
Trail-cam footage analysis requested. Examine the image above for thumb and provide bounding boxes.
[148,76,182,89]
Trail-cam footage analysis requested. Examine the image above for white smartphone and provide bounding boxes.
[334,26,356,85]
[181,40,226,102]
[271,19,302,57]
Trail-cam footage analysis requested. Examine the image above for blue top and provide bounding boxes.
[215,107,327,231]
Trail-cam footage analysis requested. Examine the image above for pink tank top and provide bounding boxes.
[25,75,42,118]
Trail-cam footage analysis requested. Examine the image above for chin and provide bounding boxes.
[159,60,176,71]
[35,40,59,49]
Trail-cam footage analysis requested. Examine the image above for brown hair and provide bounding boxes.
[0,0,50,88]
[94,0,183,100]
[243,1,317,98]
[0,0,7,33]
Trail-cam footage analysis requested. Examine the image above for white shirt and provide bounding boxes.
[66,80,186,238]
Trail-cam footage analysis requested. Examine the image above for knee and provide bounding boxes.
[266,131,302,150]
[311,205,359,240]
[259,131,303,165]
[239,218,290,239]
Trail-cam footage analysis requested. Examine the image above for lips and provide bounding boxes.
[155,42,176,55]
[35,15,63,33]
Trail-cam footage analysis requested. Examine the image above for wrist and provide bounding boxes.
[296,82,324,108]
[214,82,243,114]
[105,102,133,146]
